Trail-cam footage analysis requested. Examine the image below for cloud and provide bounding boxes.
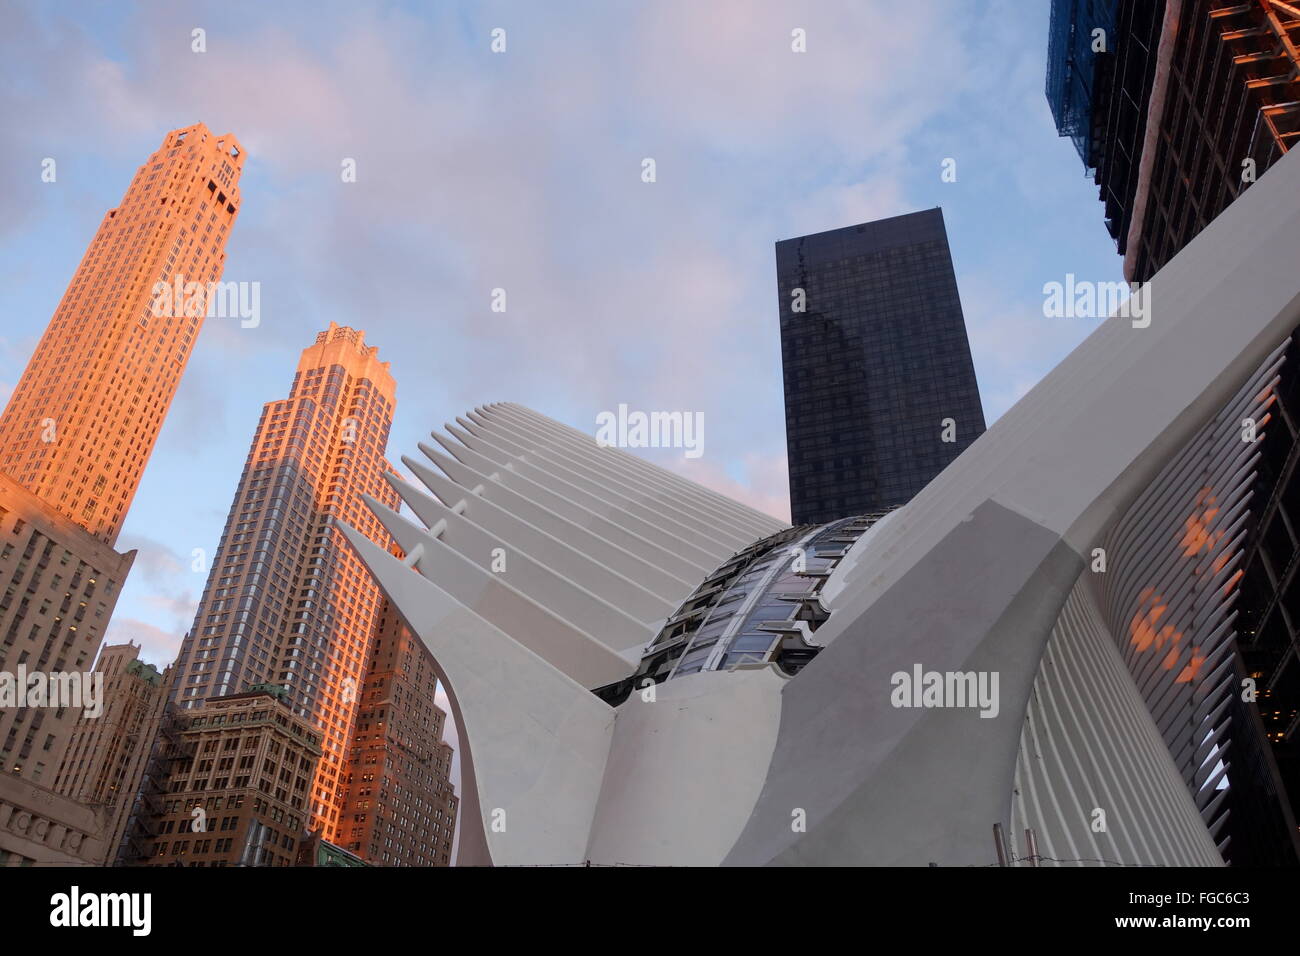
[670,451,791,523]
[117,532,186,578]
[103,617,183,669]
[0,0,975,486]
[115,532,200,635]
[0,2,1134,869]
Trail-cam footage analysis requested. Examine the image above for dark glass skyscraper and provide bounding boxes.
[777,208,986,526]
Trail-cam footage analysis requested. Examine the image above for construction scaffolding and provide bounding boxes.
[1211,0,1300,156]
[1046,0,1119,168]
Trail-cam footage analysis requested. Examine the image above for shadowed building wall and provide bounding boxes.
[0,474,133,788]
[137,691,321,867]
[53,643,171,865]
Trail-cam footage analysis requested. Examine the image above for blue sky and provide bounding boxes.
[0,0,1122,675]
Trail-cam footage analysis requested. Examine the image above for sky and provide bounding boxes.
[0,0,1124,819]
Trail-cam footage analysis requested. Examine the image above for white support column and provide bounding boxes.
[340,525,615,867]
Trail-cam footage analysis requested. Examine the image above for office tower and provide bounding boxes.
[53,643,171,864]
[1045,0,1152,271]
[0,124,239,865]
[776,208,986,526]
[1047,0,1300,864]
[169,323,400,845]
[339,600,457,866]
[138,690,321,867]
[0,123,244,545]
[0,473,133,865]
[0,474,133,787]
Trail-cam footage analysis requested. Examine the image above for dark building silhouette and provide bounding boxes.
[1046,0,1298,284]
[776,208,986,526]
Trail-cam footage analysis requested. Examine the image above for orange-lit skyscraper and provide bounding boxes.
[0,123,244,545]
[169,323,401,841]
[339,600,458,865]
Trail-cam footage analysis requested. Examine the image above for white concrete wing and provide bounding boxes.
[342,147,1300,867]
[723,146,1300,866]
[343,407,789,864]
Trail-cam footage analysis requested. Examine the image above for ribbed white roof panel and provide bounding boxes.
[1095,343,1285,855]
[1011,580,1223,866]
[359,407,790,691]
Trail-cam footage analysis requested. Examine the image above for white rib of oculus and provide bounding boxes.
[342,147,1300,866]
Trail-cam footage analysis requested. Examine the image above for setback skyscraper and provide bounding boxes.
[0,123,245,546]
[0,123,243,864]
[776,208,986,526]
[168,323,402,844]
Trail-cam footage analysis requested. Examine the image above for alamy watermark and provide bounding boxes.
[1042,274,1151,327]
[50,886,150,936]
[595,404,704,459]
[0,666,103,718]
[150,274,260,328]
[890,663,999,718]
